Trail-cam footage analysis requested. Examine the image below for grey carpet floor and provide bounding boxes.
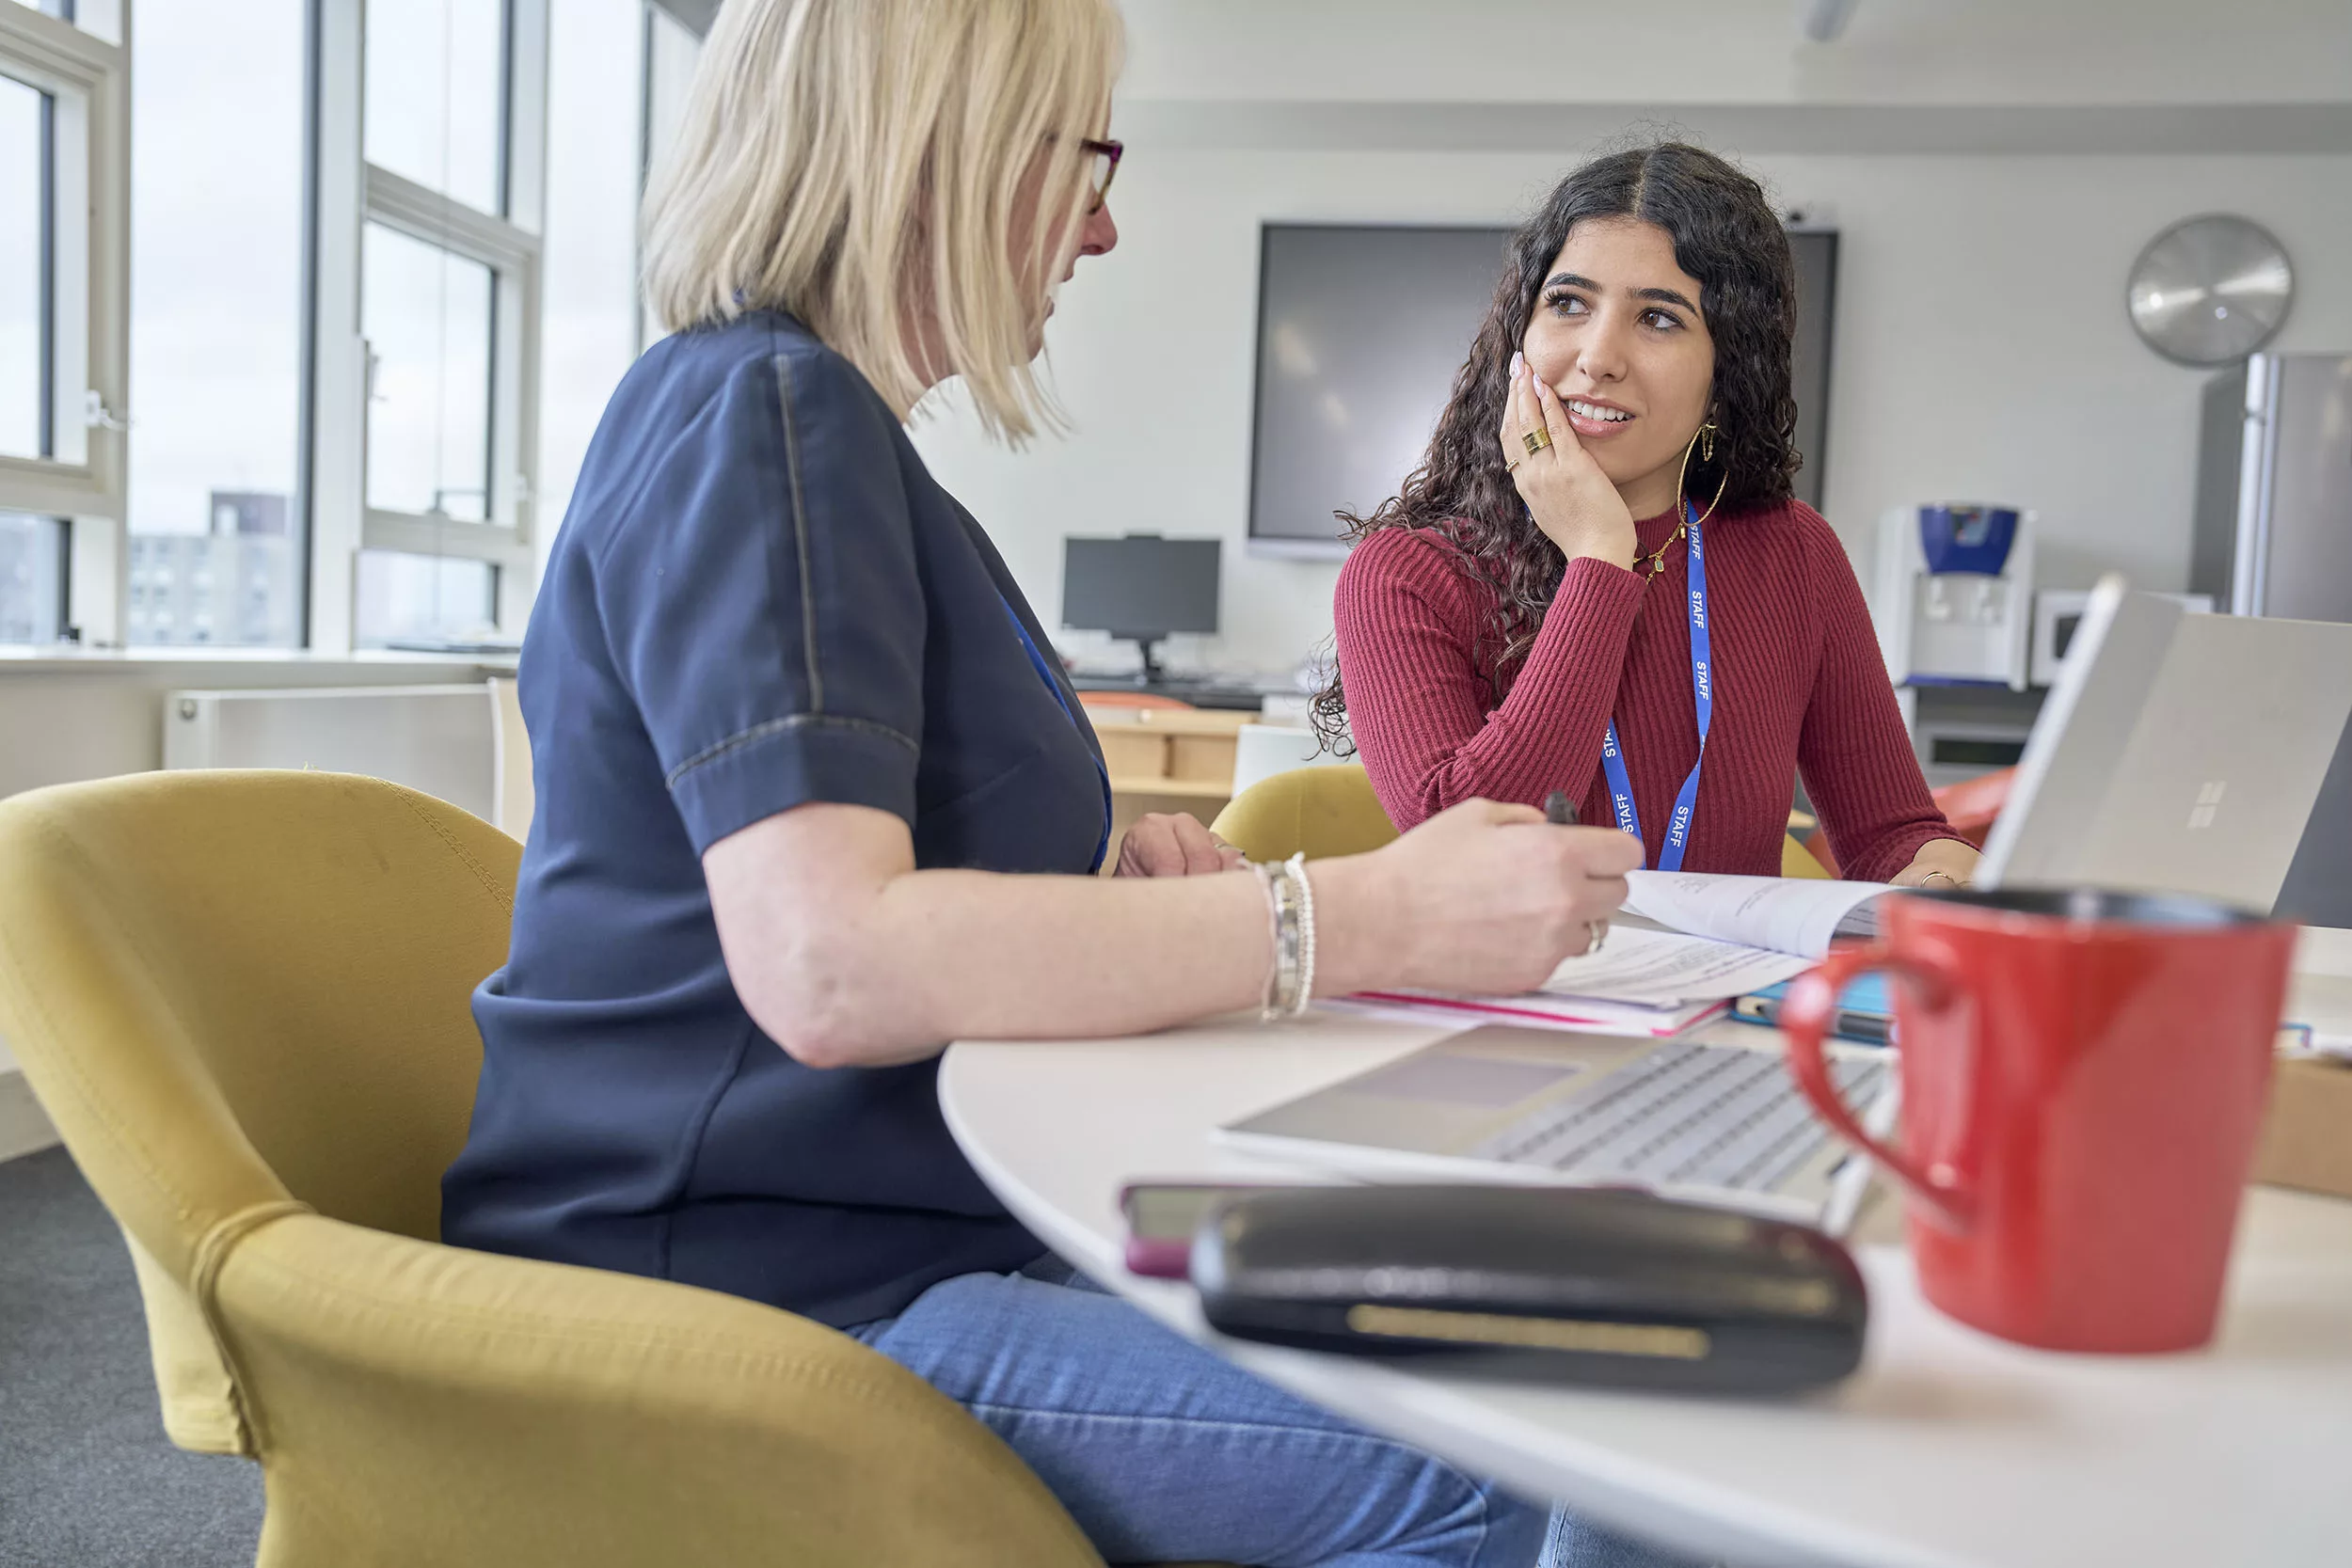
[1,1146,264,1568]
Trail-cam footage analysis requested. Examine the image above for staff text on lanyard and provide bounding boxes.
[1599,499,1712,873]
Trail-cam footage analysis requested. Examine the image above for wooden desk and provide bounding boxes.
[1082,706,1249,853]
[941,982,2352,1568]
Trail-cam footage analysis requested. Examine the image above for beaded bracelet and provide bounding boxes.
[1284,853,1317,1019]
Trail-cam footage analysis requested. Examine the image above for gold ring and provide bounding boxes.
[1522,428,1552,456]
[1505,454,1522,472]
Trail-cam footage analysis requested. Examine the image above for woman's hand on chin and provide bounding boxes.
[1892,838,1983,890]
[1115,813,1248,878]
[1500,353,1637,571]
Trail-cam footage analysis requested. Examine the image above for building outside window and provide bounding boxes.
[0,0,709,653]
[0,510,63,641]
[121,0,307,646]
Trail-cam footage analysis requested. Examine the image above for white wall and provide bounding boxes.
[911,145,2352,678]
[905,0,2352,677]
[1114,0,2352,107]
[0,655,505,801]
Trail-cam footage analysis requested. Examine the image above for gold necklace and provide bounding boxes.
[1636,521,1688,580]
[1640,420,1727,581]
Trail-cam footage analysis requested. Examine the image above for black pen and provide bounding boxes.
[1544,790,1578,826]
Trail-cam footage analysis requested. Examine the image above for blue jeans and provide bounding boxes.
[849,1262,1703,1568]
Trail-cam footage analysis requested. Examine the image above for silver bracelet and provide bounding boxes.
[1251,861,1280,1018]
[1285,853,1317,1018]
[1253,861,1304,1022]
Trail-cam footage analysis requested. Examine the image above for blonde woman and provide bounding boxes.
[443,3,1672,1564]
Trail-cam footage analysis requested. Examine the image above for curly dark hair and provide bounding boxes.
[1311,141,1801,751]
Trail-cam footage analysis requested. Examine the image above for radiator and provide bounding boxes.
[162,685,498,825]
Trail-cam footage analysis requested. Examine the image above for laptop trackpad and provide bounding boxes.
[1353,1052,1584,1109]
[1230,1027,1649,1155]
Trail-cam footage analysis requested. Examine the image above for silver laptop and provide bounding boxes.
[1978,574,2352,911]
[1218,1025,1891,1232]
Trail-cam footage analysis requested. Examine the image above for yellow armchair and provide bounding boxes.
[1781,832,1832,879]
[1210,764,1400,863]
[0,770,1103,1568]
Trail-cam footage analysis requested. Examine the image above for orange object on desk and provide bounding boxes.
[1804,766,2015,878]
[1075,690,1196,711]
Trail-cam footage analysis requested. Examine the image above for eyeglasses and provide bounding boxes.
[1078,137,1122,214]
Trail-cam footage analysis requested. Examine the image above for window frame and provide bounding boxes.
[0,0,129,644]
[308,0,548,653]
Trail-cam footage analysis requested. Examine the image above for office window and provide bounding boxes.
[346,182,533,645]
[641,2,702,300]
[643,4,701,184]
[310,0,545,650]
[354,546,494,645]
[362,221,495,522]
[7,0,710,650]
[3,2,73,31]
[536,0,642,556]
[0,69,40,460]
[0,0,129,644]
[3,0,119,45]
[0,509,63,641]
[628,0,701,365]
[364,0,505,216]
[124,0,307,647]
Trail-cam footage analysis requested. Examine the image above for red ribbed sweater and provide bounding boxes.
[1333,499,1956,883]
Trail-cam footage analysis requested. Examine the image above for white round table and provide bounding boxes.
[940,1008,2352,1568]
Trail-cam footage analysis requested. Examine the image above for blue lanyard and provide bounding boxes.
[1599,499,1711,872]
[1000,599,1112,874]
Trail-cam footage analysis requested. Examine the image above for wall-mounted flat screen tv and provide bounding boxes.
[1246,223,1837,556]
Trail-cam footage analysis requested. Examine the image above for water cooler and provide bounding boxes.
[1873,504,2037,692]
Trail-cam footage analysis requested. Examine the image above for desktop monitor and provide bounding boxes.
[1060,533,1220,682]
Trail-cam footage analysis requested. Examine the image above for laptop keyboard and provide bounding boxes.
[1463,1041,1888,1194]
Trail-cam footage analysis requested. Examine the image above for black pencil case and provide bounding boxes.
[1189,1185,1867,1394]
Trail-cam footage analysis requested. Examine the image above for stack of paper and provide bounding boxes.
[1618,870,1886,956]
[1333,872,1891,1037]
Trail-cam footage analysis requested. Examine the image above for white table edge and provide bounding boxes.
[940,1037,1978,1568]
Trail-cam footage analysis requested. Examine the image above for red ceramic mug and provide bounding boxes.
[1781,887,2294,1353]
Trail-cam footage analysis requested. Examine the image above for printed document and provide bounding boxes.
[1536,922,1815,1005]
[1330,872,1892,1036]
[1622,871,1886,958]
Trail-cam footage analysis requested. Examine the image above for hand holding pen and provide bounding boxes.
[1545,790,1609,953]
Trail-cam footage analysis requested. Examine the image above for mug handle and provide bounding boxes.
[1781,944,1977,1234]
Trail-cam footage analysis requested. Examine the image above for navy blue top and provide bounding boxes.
[441,311,1109,1328]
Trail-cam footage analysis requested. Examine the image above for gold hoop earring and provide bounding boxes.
[1674,421,1728,529]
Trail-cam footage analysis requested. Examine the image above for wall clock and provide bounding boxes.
[2125,214,2293,366]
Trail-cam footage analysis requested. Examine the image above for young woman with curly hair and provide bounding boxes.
[1322,144,1979,889]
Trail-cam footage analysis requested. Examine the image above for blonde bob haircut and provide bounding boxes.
[644,0,1121,444]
